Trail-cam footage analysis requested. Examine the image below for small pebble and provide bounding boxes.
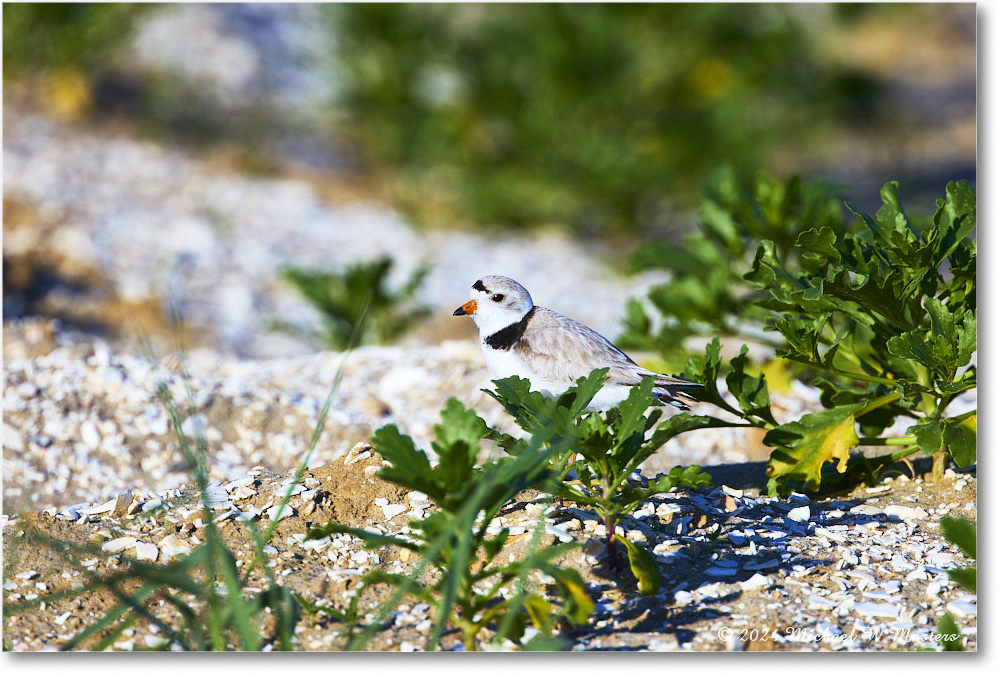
[946,601,977,618]
[787,505,811,523]
[740,573,770,592]
[101,537,137,554]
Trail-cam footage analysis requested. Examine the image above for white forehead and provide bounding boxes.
[471,276,532,302]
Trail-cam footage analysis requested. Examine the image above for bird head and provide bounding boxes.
[453,275,534,334]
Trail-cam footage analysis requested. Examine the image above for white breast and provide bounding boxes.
[481,342,536,382]
[481,340,631,410]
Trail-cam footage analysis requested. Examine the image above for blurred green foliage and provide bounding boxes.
[280,257,430,350]
[2,3,149,75]
[327,3,880,235]
[619,166,849,368]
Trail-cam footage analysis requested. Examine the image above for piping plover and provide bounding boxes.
[453,275,701,411]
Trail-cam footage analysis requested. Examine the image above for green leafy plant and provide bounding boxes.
[749,180,976,490]
[661,179,976,495]
[620,167,847,368]
[280,256,430,349]
[306,399,594,651]
[486,369,712,594]
[935,515,976,651]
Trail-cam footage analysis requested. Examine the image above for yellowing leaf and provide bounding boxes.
[523,594,553,631]
[765,407,858,491]
[764,394,898,493]
[615,536,661,595]
[961,413,977,433]
[546,567,595,626]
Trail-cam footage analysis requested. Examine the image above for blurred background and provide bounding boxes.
[3,2,976,359]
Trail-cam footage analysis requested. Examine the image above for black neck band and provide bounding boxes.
[485,307,536,350]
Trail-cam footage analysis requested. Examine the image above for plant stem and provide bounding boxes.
[856,435,916,447]
[884,444,923,462]
[932,448,948,483]
[915,364,938,418]
[827,366,896,387]
[604,510,618,571]
[463,625,478,652]
[599,474,618,570]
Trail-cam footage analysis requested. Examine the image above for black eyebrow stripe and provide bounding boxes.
[472,280,488,292]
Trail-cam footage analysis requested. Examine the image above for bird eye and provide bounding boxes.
[491,293,505,303]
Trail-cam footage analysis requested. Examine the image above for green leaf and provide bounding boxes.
[605,377,657,468]
[305,521,421,552]
[886,332,937,374]
[764,395,899,493]
[522,594,553,632]
[939,515,976,561]
[725,345,777,424]
[282,256,429,349]
[566,368,611,417]
[932,180,977,267]
[887,297,975,383]
[626,465,711,506]
[486,375,548,431]
[543,565,594,626]
[745,239,801,294]
[667,464,713,489]
[622,298,651,336]
[573,413,614,465]
[434,397,488,454]
[955,310,976,369]
[681,337,746,413]
[431,398,487,492]
[909,414,976,467]
[626,240,706,277]
[486,368,607,436]
[796,226,841,267]
[937,613,964,651]
[370,424,443,501]
[612,377,656,437]
[947,567,977,594]
[615,536,661,595]
[943,414,976,467]
[908,418,944,456]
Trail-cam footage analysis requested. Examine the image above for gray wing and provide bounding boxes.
[517,307,701,398]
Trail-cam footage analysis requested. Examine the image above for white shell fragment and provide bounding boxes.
[379,503,407,520]
[134,542,159,562]
[786,505,811,523]
[101,537,137,554]
[267,504,295,521]
[158,535,191,560]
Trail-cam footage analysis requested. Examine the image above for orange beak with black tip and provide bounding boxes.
[453,299,477,316]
